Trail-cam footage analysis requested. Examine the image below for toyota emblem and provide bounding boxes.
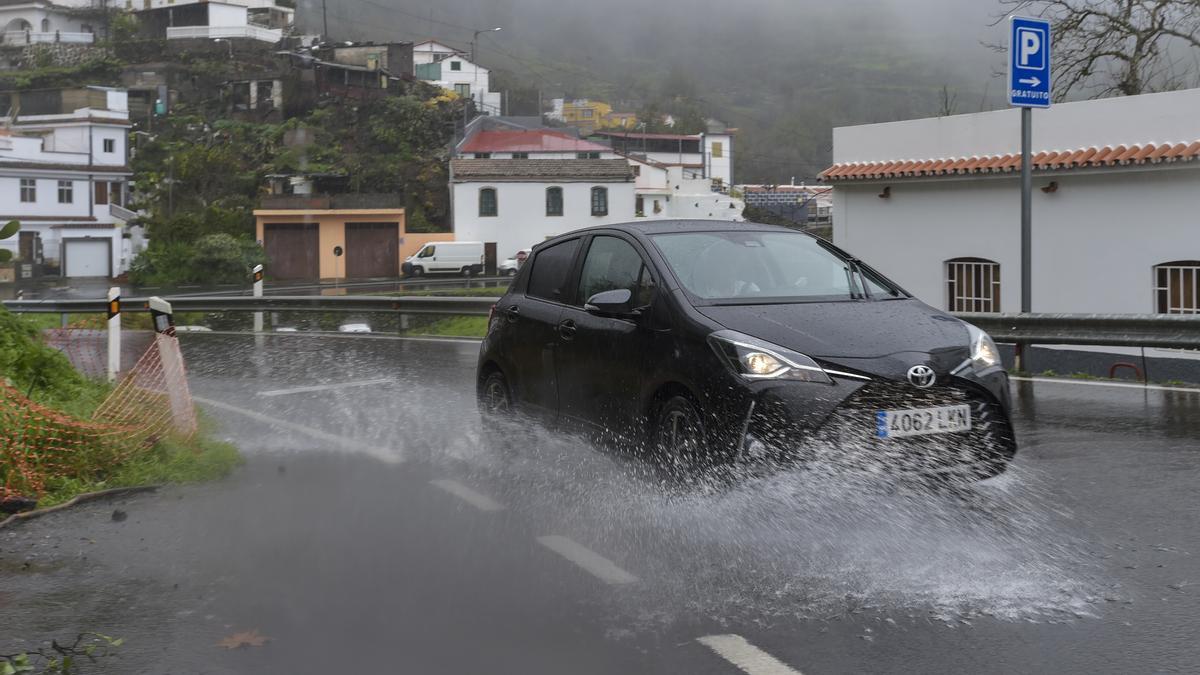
[907,364,936,388]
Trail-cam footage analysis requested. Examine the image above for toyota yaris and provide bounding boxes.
[476,221,1016,479]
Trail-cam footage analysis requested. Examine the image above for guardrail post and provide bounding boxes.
[107,287,121,382]
[252,264,264,333]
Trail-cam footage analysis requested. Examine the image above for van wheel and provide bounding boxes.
[653,396,706,470]
[410,266,424,277]
[460,266,473,277]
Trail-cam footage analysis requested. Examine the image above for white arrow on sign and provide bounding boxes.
[1019,76,1042,87]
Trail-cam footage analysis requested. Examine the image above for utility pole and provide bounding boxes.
[322,0,328,40]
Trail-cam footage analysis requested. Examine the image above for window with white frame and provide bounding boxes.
[57,180,73,203]
[20,179,36,202]
[590,186,608,216]
[1154,261,1200,314]
[103,138,115,153]
[946,257,1001,313]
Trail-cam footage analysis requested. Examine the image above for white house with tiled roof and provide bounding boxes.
[450,158,635,259]
[821,87,1200,316]
[0,86,133,278]
[413,40,501,116]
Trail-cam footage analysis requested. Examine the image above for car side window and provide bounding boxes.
[577,236,653,307]
[527,238,581,303]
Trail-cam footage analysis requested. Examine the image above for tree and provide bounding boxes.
[994,0,1200,97]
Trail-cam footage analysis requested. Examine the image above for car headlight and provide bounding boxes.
[967,323,1001,371]
[708,330,833,384]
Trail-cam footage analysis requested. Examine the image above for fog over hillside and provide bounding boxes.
[301,0,1012,182]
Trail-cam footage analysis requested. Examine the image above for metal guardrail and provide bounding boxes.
[5,296,1200,349]
[2,295,496,316]
[955,312,1200,350]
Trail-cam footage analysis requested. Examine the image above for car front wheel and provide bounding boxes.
[480,371,512,417]
[410,265,424,277]
[653,395,707,470]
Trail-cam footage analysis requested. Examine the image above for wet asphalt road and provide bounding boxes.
[3,334,1200,674]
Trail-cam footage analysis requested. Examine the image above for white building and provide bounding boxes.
[822,88,1200,315]
[0,86,134,278]
[413,40,501,116]
[626,156,744,221]
[739,184,831,226]
[595,128,735,189]
[134,0,292,43]
[450,158,636,259]
[1,0,101,44]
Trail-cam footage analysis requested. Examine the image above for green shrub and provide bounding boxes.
[0,307,110,418]
[129,233,264,286]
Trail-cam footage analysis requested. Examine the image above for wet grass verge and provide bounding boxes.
[401,315,489,338]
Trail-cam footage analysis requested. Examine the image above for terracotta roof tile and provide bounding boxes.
[821,138,1200,181]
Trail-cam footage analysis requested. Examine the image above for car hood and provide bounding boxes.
[696,299,971,375]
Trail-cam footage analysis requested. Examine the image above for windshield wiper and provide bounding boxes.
[845,258,870,299]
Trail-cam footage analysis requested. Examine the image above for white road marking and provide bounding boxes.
[194,396,402,463]
[536,535,639,585]
[697,634,803,675]
[258,378,392,398]
[430,479,505,512]
[1010,375,1200,394]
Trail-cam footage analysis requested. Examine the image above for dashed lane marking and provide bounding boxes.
[697,634,804,675]
[536,535,639,585]
[194,396,402,464]
[430,479,505,512]
[258,378,393,397]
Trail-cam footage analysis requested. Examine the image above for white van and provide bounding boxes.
[402,241,485,277]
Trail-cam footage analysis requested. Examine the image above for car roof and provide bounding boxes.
[533,220,810,251]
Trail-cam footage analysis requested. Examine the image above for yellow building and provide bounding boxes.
[254,207,454,280]
[561,99,613,130]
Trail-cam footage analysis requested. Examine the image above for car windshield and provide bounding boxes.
[651,231,902,303]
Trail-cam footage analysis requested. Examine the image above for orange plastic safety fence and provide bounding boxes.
[1,331,197,503]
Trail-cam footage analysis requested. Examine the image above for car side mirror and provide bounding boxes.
[584,288,634,316]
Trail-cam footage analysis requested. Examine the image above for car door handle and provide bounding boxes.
[557,319,577,341]
[505,305,520,322]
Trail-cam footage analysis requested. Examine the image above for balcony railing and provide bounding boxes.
[110,203,138,222]
[165,25,282,43]
[1,30,95,44]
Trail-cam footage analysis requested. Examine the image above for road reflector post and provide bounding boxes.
[149,296,175,336]
[252,264,264,333]
[107,286,120,382]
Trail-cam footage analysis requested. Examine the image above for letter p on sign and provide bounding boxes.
[1018,27,1045,68]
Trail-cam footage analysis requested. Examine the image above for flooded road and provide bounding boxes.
[3,334,1199,673]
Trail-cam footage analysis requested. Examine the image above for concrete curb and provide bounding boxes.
[0,485,160,530]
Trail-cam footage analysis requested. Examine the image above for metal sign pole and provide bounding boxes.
[1021,107,1032,313]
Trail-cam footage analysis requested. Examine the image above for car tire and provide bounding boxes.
[505,268,516,277]
[653,395,707,472]
[410,265,424,277]
[480,371,513,418]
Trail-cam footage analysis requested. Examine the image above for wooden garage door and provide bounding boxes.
[264,223,319,279]
[345,222,398,278]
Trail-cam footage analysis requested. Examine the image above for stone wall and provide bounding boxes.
[0,43,114,71]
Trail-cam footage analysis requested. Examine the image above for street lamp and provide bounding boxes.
[213,38,233,59]
[470,27,501,63]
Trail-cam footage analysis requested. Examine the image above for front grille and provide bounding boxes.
[759,380,1016,476]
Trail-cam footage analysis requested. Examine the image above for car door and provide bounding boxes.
[555,233,661,433]
[497,236,583,422]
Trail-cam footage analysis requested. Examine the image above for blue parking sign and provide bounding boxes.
[1009,16,1052,108]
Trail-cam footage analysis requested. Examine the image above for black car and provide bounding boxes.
[476,220,1016,479]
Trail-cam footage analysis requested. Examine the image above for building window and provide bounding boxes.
[946,258,1001,313]
[590,187,608,216]
[635,195,644,217]
[545,187,563,216]
[473,152,491,159]
[103,138,115,153]
[479,187,498,217]
[582,109,593,118]
[711,141,723,158]
[577,152,600,159]
[94,180,109,205]
[20,179,36,202]
[1155,261,1200,314]
[631,165,640,177]
[454,83,470,98]
[57,180,73,204]
[511,152,529,159]
[41,19,50,31]
[450,61,462,71]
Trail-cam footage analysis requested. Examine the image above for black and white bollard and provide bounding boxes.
[107,286,120,382]
[252,264,264,333]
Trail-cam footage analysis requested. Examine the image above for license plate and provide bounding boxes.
[876,404,971,439]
